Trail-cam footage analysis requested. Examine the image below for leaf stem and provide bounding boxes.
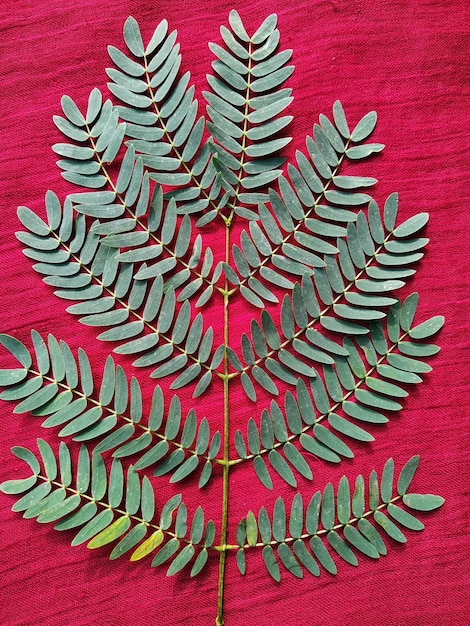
[216,217,232,626]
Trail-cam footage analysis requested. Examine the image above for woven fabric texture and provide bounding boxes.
[0,1,469,624]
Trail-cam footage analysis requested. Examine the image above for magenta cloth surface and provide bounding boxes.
[1,1,469,625]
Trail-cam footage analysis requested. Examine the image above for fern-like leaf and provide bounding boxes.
[16,188,219,394]
[236,456,444,579]
[234,296,443,487]
[0,333,220,485]
[0,12,445,626]
[0,439,215,574]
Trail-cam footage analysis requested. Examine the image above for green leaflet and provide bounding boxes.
[0,475,37,494]
[403,494,445,511]
[343,524,379,559]
[72,509,115,546]
[130,529,164,561]
[397,455,420,495]
[0,12,445,626]
[0,335,33,369]
[22,489,67,519]
[11,446,41,475]
[110,523,148,560]
[373,509,407,543]
[387,503,424,531]
[87,515,132,549]
[36,494,81,523]
[11,482,52,512]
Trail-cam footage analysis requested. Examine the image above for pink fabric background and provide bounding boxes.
[1,0,469,624]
